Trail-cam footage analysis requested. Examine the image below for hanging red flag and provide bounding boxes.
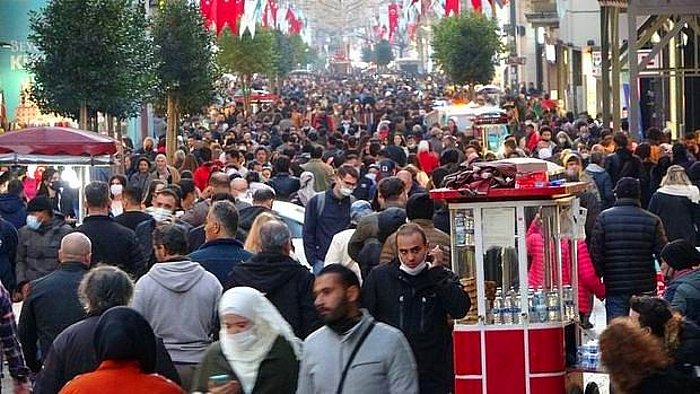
[287,8,302,35]
[200,0,215,26]
[388,3,399,42]
[217,0,244,35]
[471,0,483,13]
[445,0,459,16]
[263,0,279,28]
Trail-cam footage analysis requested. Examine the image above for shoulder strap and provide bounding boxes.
[336,321,376,394]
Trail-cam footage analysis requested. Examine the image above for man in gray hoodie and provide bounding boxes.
[132,223,221,390]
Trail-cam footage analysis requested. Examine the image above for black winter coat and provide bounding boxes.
[647,191,700,244]
[268,174,301,202]
[18,262,88,372]
[362,261,471,394]
[226,253,320,339]
[605,148,647,186]
[590,199,667,295]
[0,193,26,230]
[76,215,147,278]
[673,319,700,377]
[236,206,271,243]
[33,315,180,394]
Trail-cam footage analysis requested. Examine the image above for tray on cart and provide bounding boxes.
[429,182,588,202]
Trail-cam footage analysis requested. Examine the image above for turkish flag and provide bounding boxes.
[388,3,399,41]
[287,9,302,35]
[445,0,459,16]
[471,0,483,13]
[263,0,279,28]
[217,0,244,35]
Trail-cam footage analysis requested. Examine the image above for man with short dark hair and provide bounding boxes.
[605,132,646,185]
[188,200,252,284]
[132,224,221,389]
[590,177,668,321]
[0,179,27,230]
[181,172,231,227]
[236,188,276,242]
[228,220,319,338]
[18,233,92,373]
[302,145,334,192]
[297,264,418,394]
[114,186,150,231]
[268,155,300,201]
[381,193,450,265]
[348,176,407,274]
[363,223,470,394]
[76,182,146,278]
[303,165,359,275]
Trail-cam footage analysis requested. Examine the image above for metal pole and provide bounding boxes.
[629,4,641,139]
[601,6,611,127]
[510,0,518,91]
[612,7,621,131]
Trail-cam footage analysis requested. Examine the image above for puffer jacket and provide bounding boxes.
[590,198,668,295]
[15,214,72,289]
[526,221,605,314]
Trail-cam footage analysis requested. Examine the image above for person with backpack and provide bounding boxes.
[302,165,359,275]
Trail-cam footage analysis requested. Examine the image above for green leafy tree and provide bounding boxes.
[432,12,504,86]
[289,34,314,68]
[361,46,375,63]
[28,0,153,130]
[216,27,277,114]
[152,0,217,162]
[274,31,294,77]
[375,39,394,68]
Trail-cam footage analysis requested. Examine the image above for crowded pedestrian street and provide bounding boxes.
[1,0,700,393]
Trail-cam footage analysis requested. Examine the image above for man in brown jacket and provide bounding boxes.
[381,193,450,265]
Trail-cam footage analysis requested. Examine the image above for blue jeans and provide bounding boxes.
[312,259,325,276]
[605,294,632,322]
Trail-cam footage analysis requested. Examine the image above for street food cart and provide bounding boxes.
[431,182,590,394]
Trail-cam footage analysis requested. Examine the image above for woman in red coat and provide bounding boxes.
[60,307,182,394]
[526,217,605,320]
[417,140,440,175]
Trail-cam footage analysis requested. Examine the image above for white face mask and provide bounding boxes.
[221,327,258,352]
[110,184,123,196]
[145,207,172,222]
[399,256,429,276]
[26,215,42,231]
[366,173,377,182]
[340,186,354,197]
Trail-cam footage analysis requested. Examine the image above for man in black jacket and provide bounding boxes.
[363,223,470,394]
[590,177,668,321]
[33,265,179,394]
[18,232,91,373]
[76,182,147,278]
[227,220,320,338]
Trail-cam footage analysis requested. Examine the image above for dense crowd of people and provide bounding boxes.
[0,73,697,393]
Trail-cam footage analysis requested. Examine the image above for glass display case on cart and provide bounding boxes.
[437,188,588,394]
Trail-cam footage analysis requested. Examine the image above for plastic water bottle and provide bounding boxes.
[492,288,504,325]
[534,288,548,323]
[455,212,466,246]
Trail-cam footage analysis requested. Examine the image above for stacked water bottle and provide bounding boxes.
[491,286,571,325]
[577,340,600,370]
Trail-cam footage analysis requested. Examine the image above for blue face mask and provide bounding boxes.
[26,215,42,230]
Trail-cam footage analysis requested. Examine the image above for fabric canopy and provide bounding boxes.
[0,127,117,157]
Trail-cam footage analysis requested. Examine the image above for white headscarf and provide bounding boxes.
[218,287,302,394]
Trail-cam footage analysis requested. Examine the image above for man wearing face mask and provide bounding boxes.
[303,165,359,275]
[15,196,72,301]
[362,224,470,394]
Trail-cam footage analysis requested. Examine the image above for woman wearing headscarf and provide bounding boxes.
[648,165,700,244]
[290,171,316,207]
[59,307,182,393]
[191,287,301,394]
